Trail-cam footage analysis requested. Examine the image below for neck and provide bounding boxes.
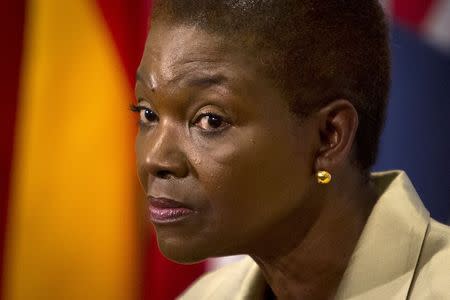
[250,168,377,300]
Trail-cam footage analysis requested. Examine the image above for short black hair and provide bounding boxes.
[152,0,391,171]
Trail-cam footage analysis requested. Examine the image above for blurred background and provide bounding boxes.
[1,0,449,299]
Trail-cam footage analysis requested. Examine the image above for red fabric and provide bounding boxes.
[96,0,152,86]
[393,0,436,30]
[0,1,25,300]
[94,1,206,299]
[143,234,205,300]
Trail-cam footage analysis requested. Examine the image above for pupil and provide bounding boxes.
[144,109,155,121]
[208,115,222,128]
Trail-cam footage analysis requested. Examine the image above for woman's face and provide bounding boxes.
[135,22,319,263]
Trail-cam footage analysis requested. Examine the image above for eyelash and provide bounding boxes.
[129,103,230,134]
[129,103,142,113]
[129,104,157,127]
[194,112,229,134]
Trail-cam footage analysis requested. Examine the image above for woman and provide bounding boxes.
[132,1,450,299]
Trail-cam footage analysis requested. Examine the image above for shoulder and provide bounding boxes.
[177,257,257,300]
[409,219,450,299]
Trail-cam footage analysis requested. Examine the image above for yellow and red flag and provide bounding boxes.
[1,1,205,299]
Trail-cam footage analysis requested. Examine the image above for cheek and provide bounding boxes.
[135,135,145,187]
[135,133,153,191]
[193,126,313,241]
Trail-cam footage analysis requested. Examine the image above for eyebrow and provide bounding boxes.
[136,71,154,90]
[136,70,228,90]
[181,73,228,88]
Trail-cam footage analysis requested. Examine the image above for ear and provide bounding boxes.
[314,99,359,172]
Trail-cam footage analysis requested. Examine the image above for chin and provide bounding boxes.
[152,222,243,264]
[156,234,212,264]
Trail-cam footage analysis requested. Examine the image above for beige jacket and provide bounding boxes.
[179,171,450,299]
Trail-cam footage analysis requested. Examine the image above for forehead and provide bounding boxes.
[138,22,263,89]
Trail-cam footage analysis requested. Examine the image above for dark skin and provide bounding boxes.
[135,22,378,300]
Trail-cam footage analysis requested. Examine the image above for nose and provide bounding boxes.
[139,120,189,180]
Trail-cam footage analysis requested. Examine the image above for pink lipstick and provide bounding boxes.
[149,197,196,223]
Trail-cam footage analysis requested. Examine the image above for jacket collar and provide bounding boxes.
[334,170,429,299]
[237,171,430,300]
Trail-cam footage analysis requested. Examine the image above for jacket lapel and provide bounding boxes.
[334,171,429,299]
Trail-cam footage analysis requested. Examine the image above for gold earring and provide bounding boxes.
[317,170,332,184]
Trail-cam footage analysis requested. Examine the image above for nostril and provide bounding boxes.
[156,170,172,179]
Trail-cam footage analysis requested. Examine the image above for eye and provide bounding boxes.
[130,104,158,125]
[194,113,229,131]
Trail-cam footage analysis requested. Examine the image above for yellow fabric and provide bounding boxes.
[3,1,138,299]
[179,171,450,300]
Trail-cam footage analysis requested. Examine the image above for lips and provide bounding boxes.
[148,196,196,223]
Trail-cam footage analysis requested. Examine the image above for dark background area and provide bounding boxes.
[374,23,450,223]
